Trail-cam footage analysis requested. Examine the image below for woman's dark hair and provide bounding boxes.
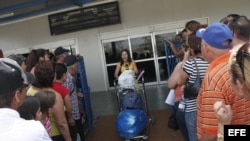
[17,96,40,120]
[176,33,183,39]
[55,63,67,80]
[181,29,187,36]
[188,33,202,55]
[185,20,201,33]
[34,90,56,114]
[220,14,240,25]
[120,49,132,66]
[227,14,240,18]
[181,28,187,33]
[33,61,55,88]
[26,49,48,72]
[220,17,234,25]
[228,16,250,41]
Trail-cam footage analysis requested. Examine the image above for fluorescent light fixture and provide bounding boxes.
[0,12,14,19]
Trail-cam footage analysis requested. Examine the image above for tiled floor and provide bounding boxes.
[90,84,171,120]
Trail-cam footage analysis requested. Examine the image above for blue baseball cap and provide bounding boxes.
[196,22,233,49]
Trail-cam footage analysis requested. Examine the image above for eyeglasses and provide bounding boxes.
[235,42,250,81]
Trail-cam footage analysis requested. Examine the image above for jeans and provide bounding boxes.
[175,102,189,141]
[185,111,198,141]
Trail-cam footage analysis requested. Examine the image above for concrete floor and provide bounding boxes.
[90,84,171,120]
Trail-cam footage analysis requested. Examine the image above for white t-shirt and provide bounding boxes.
[0,108,51,141]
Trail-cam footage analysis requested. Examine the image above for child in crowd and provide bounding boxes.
[35,90,56,136]
[18,96,42,121]
[18,90,56,136]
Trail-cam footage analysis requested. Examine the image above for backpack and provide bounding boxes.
[120,90,144,111]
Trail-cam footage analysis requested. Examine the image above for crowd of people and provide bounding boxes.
[167,14,250,141]
[0,47,86,141]
[1,13,250,141]
[113,14,250,141]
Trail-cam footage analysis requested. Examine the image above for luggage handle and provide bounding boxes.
[136,69,145,82]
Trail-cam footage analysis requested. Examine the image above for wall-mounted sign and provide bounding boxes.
[48,1,121,36]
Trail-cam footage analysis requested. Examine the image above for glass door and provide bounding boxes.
[154,30,179,83]
[100,18,209,89]
[130,34,157,84]
[102,30,183,88]
[102,37,130,87]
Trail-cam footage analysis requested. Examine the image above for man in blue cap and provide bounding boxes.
[196,21,250,141]
[195,22,232,141]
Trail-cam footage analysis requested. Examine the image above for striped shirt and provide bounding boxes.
[196,53,250,139]
[183,57,209,112]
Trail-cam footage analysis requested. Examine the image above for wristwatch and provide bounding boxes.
[217,133,224,139]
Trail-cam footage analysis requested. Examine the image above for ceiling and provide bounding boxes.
[0,0,96,25]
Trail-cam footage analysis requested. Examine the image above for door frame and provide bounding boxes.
[100,17,209,90]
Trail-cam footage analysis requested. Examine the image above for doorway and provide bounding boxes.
[102,30,178,88]
[100,17,209,89]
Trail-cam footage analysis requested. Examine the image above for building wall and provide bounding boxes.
[0,0,249,92]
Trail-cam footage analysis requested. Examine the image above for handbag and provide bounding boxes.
[168,101,180,131]
[183,59,202,99]
[168,110,179,130]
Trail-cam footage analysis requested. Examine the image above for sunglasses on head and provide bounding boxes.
[236,42,250,81]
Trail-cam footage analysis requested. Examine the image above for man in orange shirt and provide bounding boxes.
[196,17,250,141]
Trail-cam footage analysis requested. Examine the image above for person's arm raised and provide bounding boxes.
[165,40,184,57]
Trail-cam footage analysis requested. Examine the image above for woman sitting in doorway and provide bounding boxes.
[114,49,138,79]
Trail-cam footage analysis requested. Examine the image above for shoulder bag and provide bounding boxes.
[183,58,202,99]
